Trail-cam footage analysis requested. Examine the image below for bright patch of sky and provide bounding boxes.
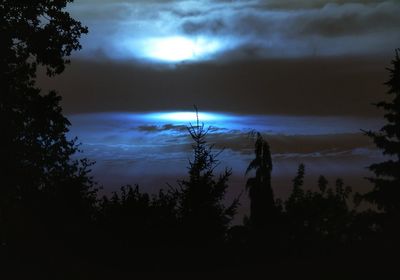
[145,111,231,122]
[69,112,383,141]
[121,36,226,62]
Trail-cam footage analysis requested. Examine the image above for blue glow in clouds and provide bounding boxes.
[120,36,225,63]
[70,0,400,63]
[145,111,232,123]
[143,36,222,62]
[66,112,384,197]
[69,112,382,138]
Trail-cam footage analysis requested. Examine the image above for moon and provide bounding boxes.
[143,36,222,62]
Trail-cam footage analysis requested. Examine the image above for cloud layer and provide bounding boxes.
[38,57,389,116]
[68,0,400,62]
[68,112,383,194]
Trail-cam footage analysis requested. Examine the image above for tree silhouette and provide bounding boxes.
[98,185,179,254]
[364,49,400,216]
[176,110,239,247]
[285,163,306,210]
[0,0,93,248]
[245,132,276,229]
[0,0,88,79]
[285,165,354,254]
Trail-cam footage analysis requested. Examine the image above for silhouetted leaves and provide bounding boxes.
[0,0,94,261]
[284,164,355,254]
[364,48,400,215]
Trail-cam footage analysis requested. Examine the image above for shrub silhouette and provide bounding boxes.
[97,185,179,256]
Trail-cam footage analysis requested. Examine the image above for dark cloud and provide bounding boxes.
[137,124,188,132]
[182,18,226,34]
[38,56,389,116]
[204,132,375,155]
[296,2,400,37]
[137,125,158,132]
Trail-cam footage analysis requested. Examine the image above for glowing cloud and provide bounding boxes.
[144,111,231,123]
[141,36,222,62]
[71,0,400,62]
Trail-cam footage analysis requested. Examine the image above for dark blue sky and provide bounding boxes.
[38,1,399,218]
[39,1,400,116]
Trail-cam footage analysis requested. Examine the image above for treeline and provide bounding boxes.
[1,107,399,275]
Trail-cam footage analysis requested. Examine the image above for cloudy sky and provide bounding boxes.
[40,0,399,115]
[72,0,399,61]
[38,0,399,216]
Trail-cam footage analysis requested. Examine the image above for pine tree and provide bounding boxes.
[177,110,239,246]
[285,163,306,213]
[364,49,400,215]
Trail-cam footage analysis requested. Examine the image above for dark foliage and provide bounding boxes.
[0,0,95,256]
[0,0,88,79]
[364,48,400,216]
[96,185,180,267]
[285,166,354,253]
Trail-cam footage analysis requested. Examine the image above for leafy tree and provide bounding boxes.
[98,185,179,253]
[0,0,88,79]
[364,49,400,216]
[0,0,93,246]
[245,132,276,229]
[285,166,353,252]
[176,112,239,246]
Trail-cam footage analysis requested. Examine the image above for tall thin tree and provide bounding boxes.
[245,132,275,229]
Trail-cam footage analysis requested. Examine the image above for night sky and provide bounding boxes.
[37,0,399,214]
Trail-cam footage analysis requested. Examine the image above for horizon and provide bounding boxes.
[67,110,385,220]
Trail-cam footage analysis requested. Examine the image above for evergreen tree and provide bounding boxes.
[364,49,400,215]
[177,111,239,246]
[245,132,276,229]
[285,163,306,213]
